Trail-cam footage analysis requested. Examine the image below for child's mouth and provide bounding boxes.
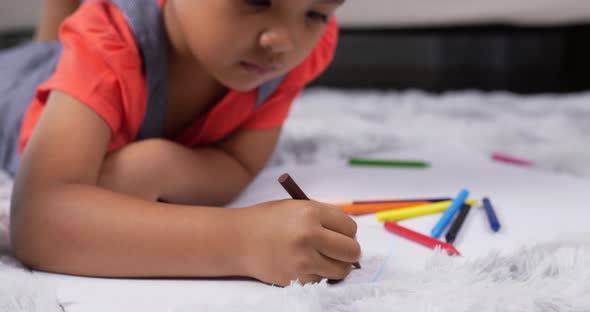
[239,61,276,76]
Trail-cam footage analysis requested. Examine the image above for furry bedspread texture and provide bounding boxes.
[181,239,590,312]
[1,88,590,311]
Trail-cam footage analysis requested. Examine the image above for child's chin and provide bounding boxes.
[224,79,264,92]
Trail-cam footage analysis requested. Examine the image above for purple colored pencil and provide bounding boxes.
[354,197,451,205]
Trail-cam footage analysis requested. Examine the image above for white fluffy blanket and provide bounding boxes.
[271,89,590,177]
[0,256,62,311]
[179,239,590,312]
[0,170,11,255]
[2,88,590,311]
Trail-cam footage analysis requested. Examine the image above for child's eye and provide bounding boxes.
[243,0,271,8]
[306,11,329,24]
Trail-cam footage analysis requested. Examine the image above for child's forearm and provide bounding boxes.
[11,183,252,278]
[158,145,255,206]
[98,139,256,206]
[35,0,81,41]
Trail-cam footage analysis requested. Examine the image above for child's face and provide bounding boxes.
[170,0,343,91]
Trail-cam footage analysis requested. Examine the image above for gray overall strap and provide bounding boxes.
[110,0,168,140]
[256,74,287,109]
[0,41,63,177]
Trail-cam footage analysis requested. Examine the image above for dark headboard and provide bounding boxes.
[313,24,590,93]
[0,29,32,50]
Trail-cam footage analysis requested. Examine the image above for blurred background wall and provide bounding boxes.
[2,0,590,93]
[0,0,40,31]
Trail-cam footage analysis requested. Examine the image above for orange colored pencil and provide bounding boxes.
[337,201,431,215]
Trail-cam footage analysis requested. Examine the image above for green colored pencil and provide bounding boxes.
[348,158,430,168]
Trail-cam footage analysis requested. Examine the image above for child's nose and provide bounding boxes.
[259,28,294,55]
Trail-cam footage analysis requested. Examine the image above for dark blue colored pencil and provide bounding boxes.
[483,197,501,232]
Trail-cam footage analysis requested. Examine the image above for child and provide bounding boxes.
[1,0,360,287]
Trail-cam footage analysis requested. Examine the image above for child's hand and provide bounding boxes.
[241,200,361,286]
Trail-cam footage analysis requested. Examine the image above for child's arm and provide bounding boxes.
[96,128,278,207]
[11,91,360,286]
[35,0,81,41]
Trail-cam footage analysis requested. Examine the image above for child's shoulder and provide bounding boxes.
[59,0,141,65]
[18,1,148,154]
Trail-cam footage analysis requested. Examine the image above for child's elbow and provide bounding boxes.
[10,211,37,269]
[9,201,54,271]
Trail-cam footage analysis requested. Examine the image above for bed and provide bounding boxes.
[312,0,589,92]
[2,1,590,311]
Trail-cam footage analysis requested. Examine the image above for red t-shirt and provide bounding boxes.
[18,0,338,153]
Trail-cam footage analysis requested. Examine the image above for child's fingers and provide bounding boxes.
[297,274,324,285]
[312,252,353,280]
[314,201,357,238]
[313,227,361,264]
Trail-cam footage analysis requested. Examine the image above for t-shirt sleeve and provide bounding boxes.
[240,18,339,130]
[46,2,140,133]
[18,1,145,153]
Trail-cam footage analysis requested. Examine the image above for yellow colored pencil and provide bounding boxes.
[377,200,477,222]
[336,201,431,215]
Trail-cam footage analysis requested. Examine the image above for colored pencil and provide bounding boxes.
[491,152,533,167]
[376,199,477,222]
[384,221,460,256]
[349,158,430,168]
[337,201,432,215]
[376,200,452,222]
[431,189,470,239]
[353,197,451,205]
[482,197,501,232]
[445,203,472,244]
[279,173,361,269]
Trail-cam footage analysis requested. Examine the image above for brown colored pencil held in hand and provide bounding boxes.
[278,173,361,270]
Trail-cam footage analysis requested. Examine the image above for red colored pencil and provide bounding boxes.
[384,221,460,256]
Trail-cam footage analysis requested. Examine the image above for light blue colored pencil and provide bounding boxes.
[431,189,470,239]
